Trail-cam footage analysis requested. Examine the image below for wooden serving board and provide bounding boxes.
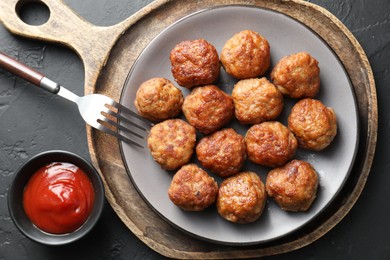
[0,0,377,258]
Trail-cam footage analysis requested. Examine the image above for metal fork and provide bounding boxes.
[0,52,151,148]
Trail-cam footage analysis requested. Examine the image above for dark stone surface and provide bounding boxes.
[0,0,389,259]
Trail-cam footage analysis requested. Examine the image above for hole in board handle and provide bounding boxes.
[16,0,50,26]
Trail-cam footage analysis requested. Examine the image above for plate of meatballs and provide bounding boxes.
[119,5,358,245]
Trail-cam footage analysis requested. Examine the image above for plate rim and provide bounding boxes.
[118,4,360,246]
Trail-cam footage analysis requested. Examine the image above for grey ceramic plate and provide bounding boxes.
[120,5,358,245]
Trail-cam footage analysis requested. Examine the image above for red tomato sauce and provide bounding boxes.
[23,162,95,234]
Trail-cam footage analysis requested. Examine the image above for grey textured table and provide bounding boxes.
[0,0,388,259]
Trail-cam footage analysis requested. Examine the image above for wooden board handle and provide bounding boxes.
[0,0,132,93]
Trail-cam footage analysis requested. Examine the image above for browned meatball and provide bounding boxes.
[196,128,246,177]
[288,98,337,151]
[266,160,319,212]
[245,121,298,167]
[168,164,218,211]
[220,30,270,79]
[217,172,266,224]
[170,39,220,89]
[232,77,283,124]
[147,119,196,170]
[271,52,320,98]
[182,85,234,134]
[134,78,183,122]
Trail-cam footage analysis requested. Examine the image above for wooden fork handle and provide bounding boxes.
[0,52,43,85]
[0,52,60,94]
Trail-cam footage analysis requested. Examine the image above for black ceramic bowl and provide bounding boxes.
[8,150,105,245]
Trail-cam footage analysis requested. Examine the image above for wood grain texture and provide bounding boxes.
[0,0,377,258]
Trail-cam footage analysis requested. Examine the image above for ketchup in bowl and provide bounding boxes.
[23,162,95,234]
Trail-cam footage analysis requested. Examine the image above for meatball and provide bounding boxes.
[245,121,298,167]
[288,98,337,151]
[217,172,266,224]
[196,128,246,177]
[182,85,234,134]
[134,78,183,122]
[147,119,196,170]
[170,39,220,89]
[168,164,218,211]
[271,52,320,98]
[220,30,270,79]
[232,77,283,124]
[266,160,319,212]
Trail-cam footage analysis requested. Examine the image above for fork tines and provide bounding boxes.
[97,101,153,148]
